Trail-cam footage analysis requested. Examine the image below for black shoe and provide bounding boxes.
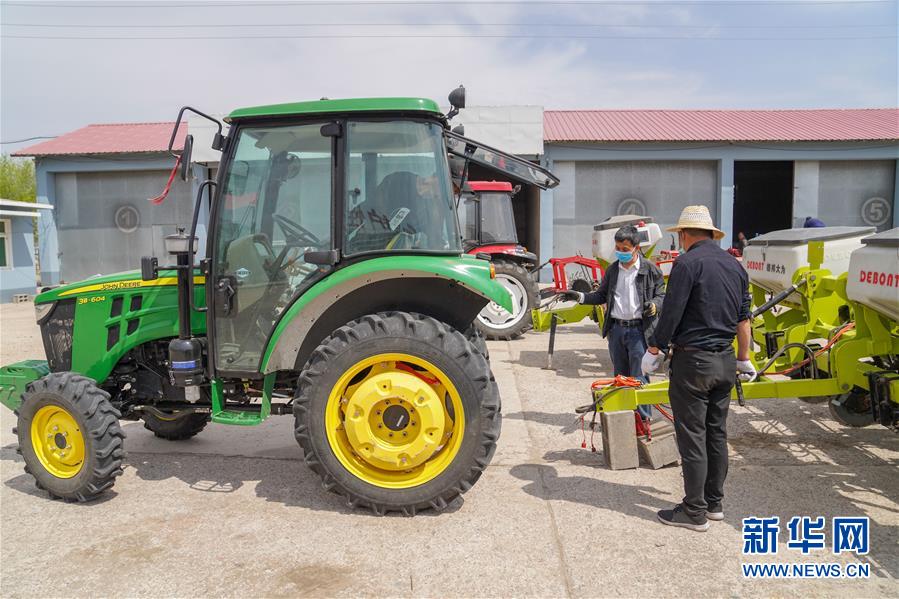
[707,502,724,521]
[657,504,709,532]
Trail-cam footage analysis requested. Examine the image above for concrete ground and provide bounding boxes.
[1,301,897,597]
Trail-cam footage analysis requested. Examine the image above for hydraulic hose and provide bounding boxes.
[756,342,819,379]
[752,278,808,319]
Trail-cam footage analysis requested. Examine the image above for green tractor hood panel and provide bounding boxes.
[34,269,206,384]
[261,255,510,374]
[36,269,204,303]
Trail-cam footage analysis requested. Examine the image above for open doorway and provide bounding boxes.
[733,161,794,244]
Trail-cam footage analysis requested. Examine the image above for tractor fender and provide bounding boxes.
[261,256,511,374]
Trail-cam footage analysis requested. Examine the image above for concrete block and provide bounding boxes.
[638,422,681,469]
[600,410,639,470]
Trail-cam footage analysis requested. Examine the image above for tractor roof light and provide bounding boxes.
[446,85,466,121]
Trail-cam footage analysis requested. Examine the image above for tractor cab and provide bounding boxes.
[459,181,528,254]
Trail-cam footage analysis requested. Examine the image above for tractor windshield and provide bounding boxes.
[459,191,519,245]
[344,120,460,255]
[479,192,518,244]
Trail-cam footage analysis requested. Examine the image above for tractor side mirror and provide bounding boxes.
[180,134,194,182]
[452,124,465,136]
[446,85,466,120]
[141,256,159,281]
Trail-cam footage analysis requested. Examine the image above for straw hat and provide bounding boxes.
[666,205,725,240]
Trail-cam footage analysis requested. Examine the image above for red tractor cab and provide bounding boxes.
[458,181,539,340]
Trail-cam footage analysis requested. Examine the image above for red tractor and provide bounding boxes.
[458,181,539,339]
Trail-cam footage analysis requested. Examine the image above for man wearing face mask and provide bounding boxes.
[642,205,755,532]
[560,225,665,423]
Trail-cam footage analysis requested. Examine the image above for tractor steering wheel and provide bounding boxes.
[267,214,324,275]
[272,213,322,247]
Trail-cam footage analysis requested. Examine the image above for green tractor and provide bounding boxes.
[0,88,558,514]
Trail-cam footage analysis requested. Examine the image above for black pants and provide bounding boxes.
[668,348,736,518]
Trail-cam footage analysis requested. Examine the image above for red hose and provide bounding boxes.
[767,322,855,376]
[148,154,182,205]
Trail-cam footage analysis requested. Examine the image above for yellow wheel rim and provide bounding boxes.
[325,353,465,489]
[30,405,85,479]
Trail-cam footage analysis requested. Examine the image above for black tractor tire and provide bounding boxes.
[16,372,125,502]
[142,412,210,440]
[463,322,489,361]
[828,389,875,428]
[293,312,501,516]
[475,260,539,341]
[463,321,501,416]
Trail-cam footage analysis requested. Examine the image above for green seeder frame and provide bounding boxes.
[590,302,899,416]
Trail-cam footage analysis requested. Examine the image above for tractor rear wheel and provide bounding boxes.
[293,312,500,515]
[142,412,209,440]
[475,260,538,341]
[828,389,874,427]
[16,372,125,501]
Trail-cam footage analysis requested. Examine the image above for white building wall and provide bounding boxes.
[452,106,544,156]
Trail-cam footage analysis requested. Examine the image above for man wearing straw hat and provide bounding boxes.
[642,205,755,532]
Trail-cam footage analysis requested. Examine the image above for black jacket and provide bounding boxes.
[582,257,666,343]
[649,239,751,351]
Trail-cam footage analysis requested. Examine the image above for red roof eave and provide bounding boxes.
[543,108,899,143]
[13,122,187,157]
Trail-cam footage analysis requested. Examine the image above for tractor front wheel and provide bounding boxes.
[293,312,500,515]
[475,260,538,341]
[16,372,125,501]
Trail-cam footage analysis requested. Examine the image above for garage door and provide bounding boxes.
[553,160,717,258]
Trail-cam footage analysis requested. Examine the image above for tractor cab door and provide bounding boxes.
[210,122,334,373]
[457,190,481,249]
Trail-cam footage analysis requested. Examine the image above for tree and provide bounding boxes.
[0,155,36,202]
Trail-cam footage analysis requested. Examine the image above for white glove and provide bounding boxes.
[641,350,665,376]
[736,359,757,382]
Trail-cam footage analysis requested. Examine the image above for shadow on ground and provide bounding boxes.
[1,440,459,517]
[508,401,899,578]
[516,348,611,379]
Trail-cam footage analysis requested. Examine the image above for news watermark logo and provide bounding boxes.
[741,516,870,579]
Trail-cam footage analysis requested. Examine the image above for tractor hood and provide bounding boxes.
[36,269,203,303]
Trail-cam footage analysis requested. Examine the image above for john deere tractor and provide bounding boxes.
[0,88,558,514]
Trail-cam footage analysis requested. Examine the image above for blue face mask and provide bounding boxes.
[615,251,634,264]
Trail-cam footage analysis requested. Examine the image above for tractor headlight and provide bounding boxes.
[35,301,55,324]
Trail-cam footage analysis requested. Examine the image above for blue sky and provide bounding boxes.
[1,0,897,151]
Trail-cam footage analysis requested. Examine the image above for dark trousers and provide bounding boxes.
[608,323,652,420]
[668,348,736,518]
